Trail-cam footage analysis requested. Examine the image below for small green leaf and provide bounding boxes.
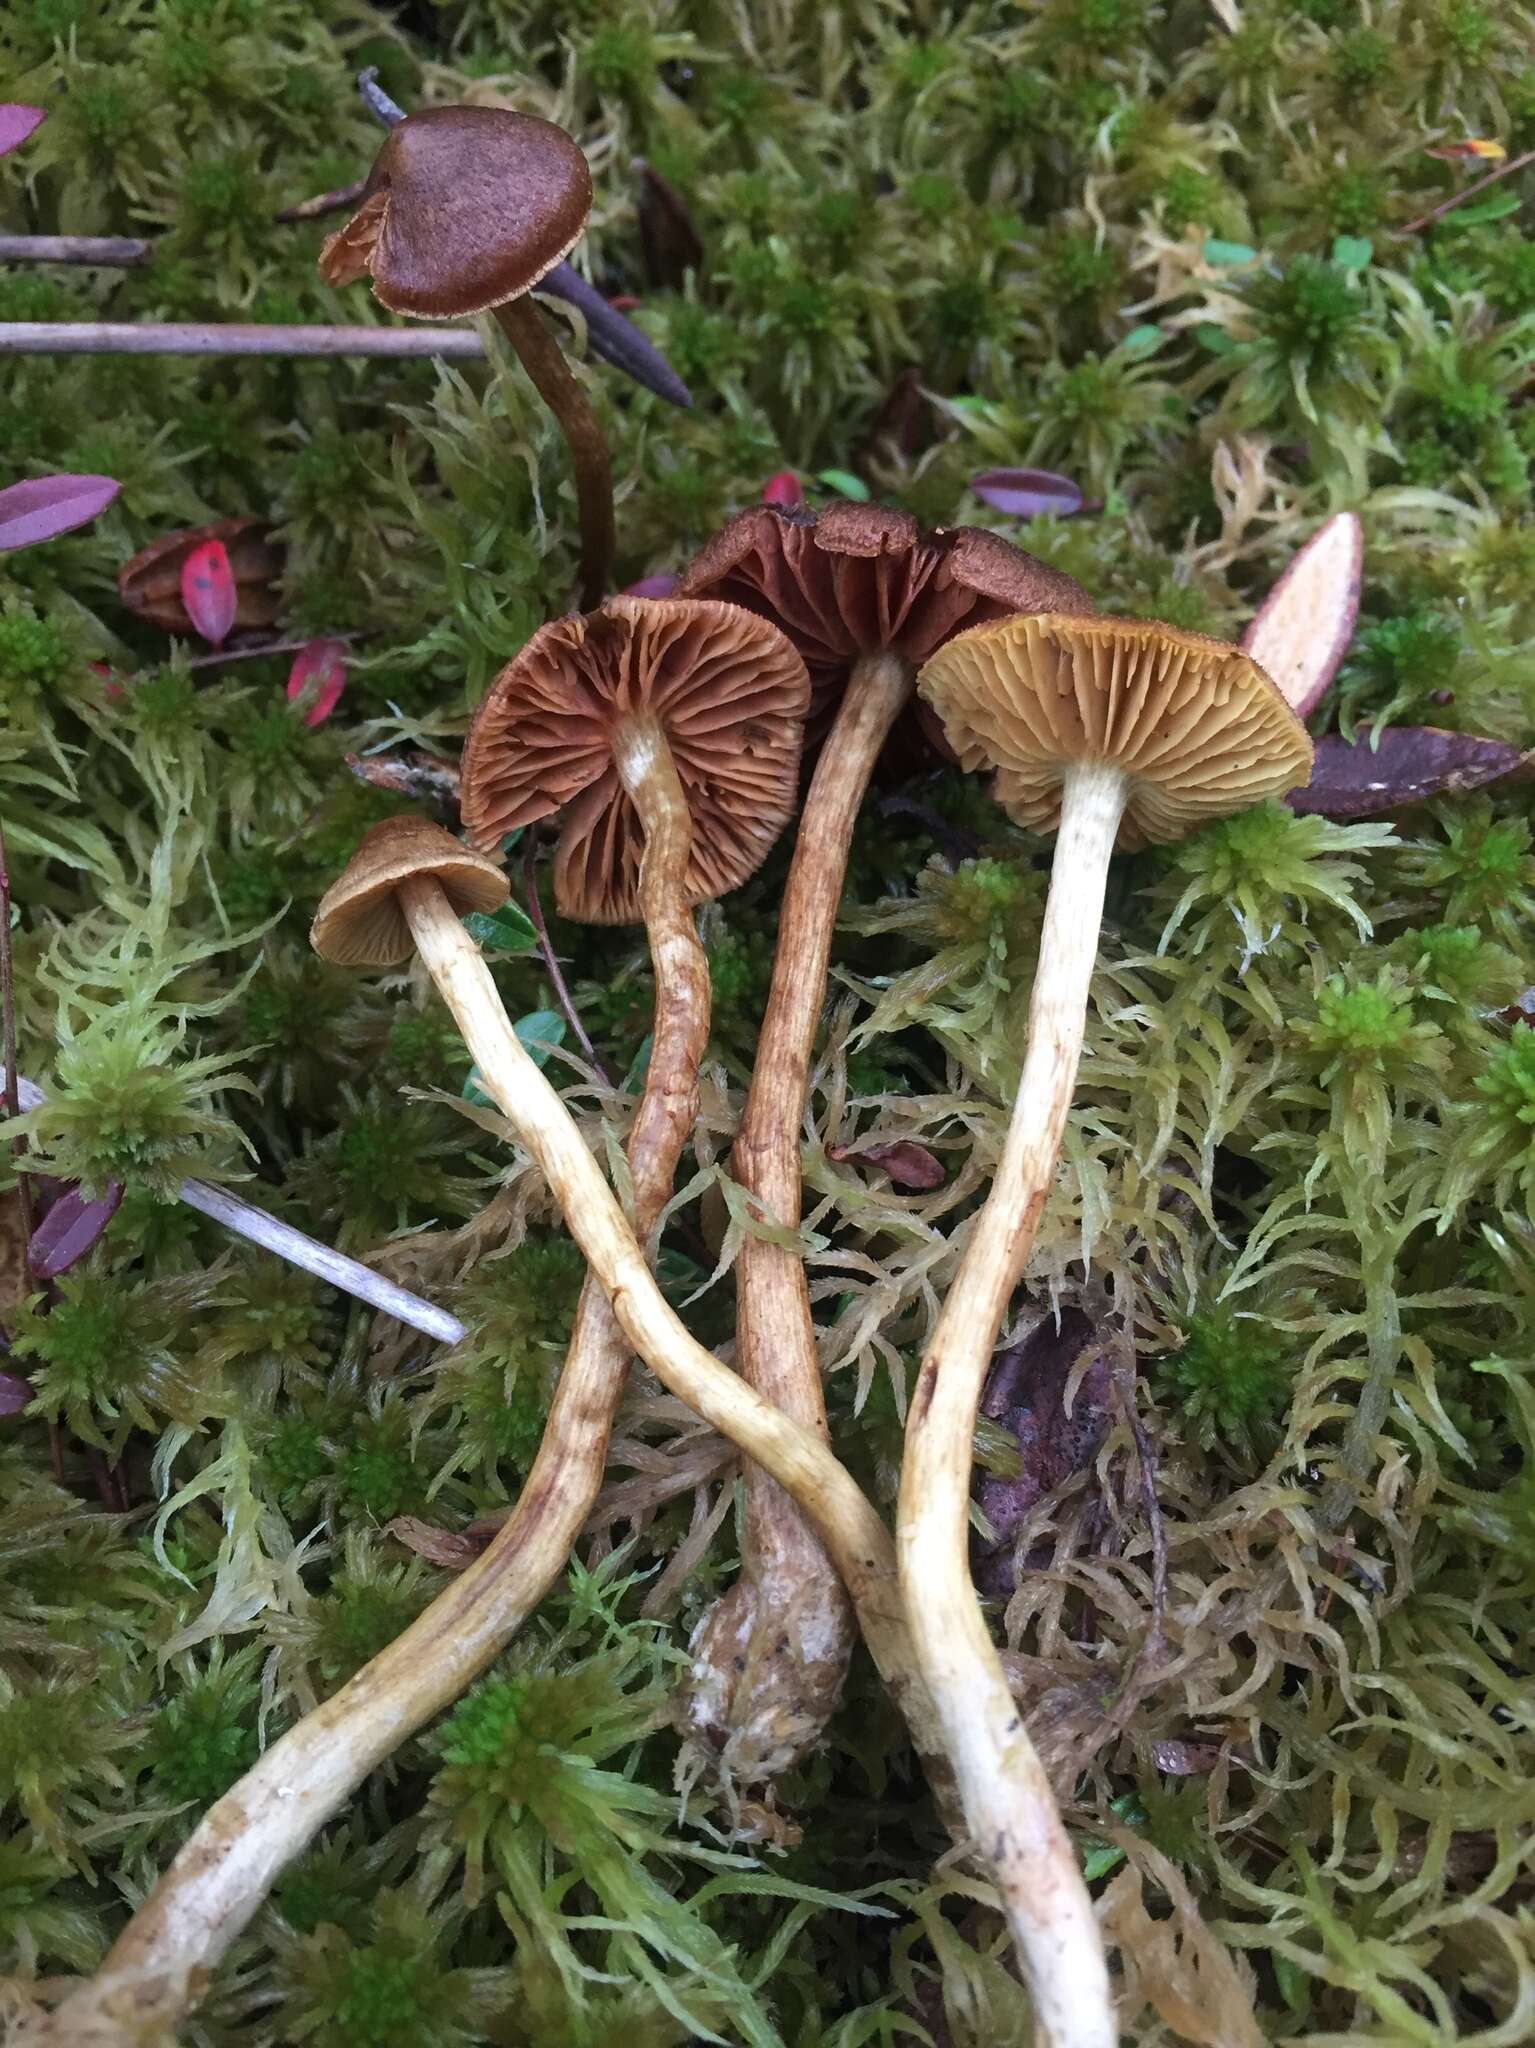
[1192,322,1237,355]
[461,1067,494,1110]
[462,903,537,954]
[815,468,871,501]
[1202,236,1256,266]
[1330,234,1373,270]
[1440,191,1521,227]
[1079,1838,1126,1883]
[1273,1953,1311,2017]
[514,1010,567,1067]
[624,1033,653,1095]
[1119,323,1165,359]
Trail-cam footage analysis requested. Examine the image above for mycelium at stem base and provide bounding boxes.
[898,758,1125,2048]
[684,647,914,1776]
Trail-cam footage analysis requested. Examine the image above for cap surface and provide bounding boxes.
[319,104,592,320]
[460,595,810,924]
[919,612,1313,849]
[678,503,1092,719]
[311,815,510,966]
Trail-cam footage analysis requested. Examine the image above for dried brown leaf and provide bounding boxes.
[1289,725,1529,818]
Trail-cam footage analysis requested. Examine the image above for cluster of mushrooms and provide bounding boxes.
[40,101,1314,2048]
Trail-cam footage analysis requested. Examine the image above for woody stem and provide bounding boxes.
[493,295,616,610]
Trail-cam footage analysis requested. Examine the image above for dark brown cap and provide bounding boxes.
[677,502,1092,722]
[310,815,509,966]
[459,595,810,925]
[919,613,1314,849]
[319,104,592,320]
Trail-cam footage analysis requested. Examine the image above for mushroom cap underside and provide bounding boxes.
[311,815,510,966]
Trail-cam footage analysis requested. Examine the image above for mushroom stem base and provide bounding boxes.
[898,756,1126,2048]
[492,295,615,610]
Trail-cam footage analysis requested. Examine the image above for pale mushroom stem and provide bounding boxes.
[685,648,914,1766]
[36,870,926,2048]
[493,295,615,609]
[899,756,1126,2048]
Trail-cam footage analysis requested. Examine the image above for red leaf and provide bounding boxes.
[1289,726,1529,819]
[1242,511,1362,719]
[607,293,641,312]
[761,471,803,507]
[0,105,46,159]
[621,572,679,599]
[179,538,238,646]
[970,467,1084,519]
[1497,989,1535,1027]
[28,1181,123,1279]
[0,474,120,553]
[120,517,283,634]
[828,1138,946,1189]
[285,637,347,725]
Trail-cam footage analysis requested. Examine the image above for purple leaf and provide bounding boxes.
[0,105,46,159]
[1288,726,1530,819]
[0,1371,33,1416]
[621,573,679,599]
[28,1181,123,1278]
[1243,511,1362,719]
[285,637,347,725]
[827,1138,946,1189]
[970,467,1084,520]
[0,474,120,553]
[180,537,238,646]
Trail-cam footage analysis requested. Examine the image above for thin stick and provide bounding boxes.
[0,234,149,266]
[3,1071,461,1345]
[522,832,610,1083]
[0,827,33,1246]
[1399,146,1535,233]
[275,179,367,224]
[41,881,933,2047]
[0,322,486,359]
[683,649,912,1769]
[898,758,1123,2048]
[492,296,616,609]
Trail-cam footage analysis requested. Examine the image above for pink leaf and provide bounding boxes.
[0,105,46,159]
[761,471,803,507]
[1242,511,1362,719]
[179,537,237,646]
[621,573,679,599]
[970,467,1084,519]
[0,473,120,553]
[28,1181,123,1279]
[285,637,347,725]
[828,1138,946,1189]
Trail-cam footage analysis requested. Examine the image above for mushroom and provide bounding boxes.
[319,104,615,608]
[675,503,1089,1783]
[46,810,936,2046]
[898,612,1314,2041]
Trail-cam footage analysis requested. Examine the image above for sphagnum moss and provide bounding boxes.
[6,0,1535,2039]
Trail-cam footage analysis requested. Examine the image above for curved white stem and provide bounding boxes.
[898,759,1125,2048]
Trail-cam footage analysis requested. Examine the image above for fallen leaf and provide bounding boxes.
[180,538,237,647]
[345,749,461,808]
[827,1138,946,1189]
[1150,1738,1227,1776]
[970,467,1085,520]
[285,638,347,725]
[0,105,46,159]
[0,474,120,553]
[386,1512,506,1569]
[1288,726,1529,818]
[0,1371,32,1416]
[621,572,679,598]
[1242,511,1362,719]
[761,472,803,507]
[857,365,932,465]
[119,517,283,635]
[973,1305,1115,1594]
[1425,138,1506,161]
[1496,989,1535,1027]
[28,1181,123,1278]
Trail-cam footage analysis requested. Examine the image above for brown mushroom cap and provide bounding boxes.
[919,612,1314,850]
[318,104,592,320]
[677,503,1092,720]
[310,816,510,967]
[459,595,810,925]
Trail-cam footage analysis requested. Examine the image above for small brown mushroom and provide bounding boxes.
[320,104,615,608]
[896,613,1312,2044]
[674,503,1089,1787]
